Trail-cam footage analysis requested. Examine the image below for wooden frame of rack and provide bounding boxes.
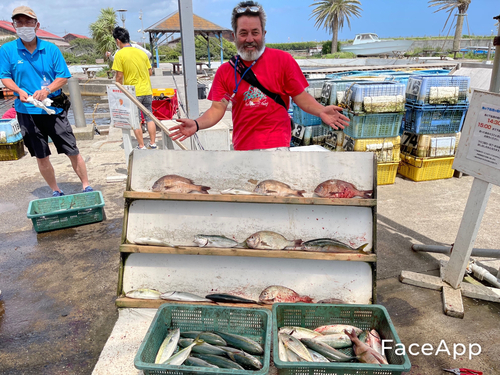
[116,151,378,309]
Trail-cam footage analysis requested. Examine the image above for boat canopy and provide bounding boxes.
[353,33,381,45]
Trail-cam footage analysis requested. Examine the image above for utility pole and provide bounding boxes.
[117,9,127,28]
[489,15,500,93]
[139,10,145,46]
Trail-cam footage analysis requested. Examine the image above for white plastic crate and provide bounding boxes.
[343,81,406,113]
[405,75,470,105]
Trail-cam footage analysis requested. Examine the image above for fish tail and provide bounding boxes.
[362,190,373,198]
[357,243,370,253]
[299,295,313,303]
[296,190,306,197]
[201,186,211,192]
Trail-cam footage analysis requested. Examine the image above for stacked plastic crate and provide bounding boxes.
[0,118,25,161]
[340,81,407,185]
[398,75,470,181]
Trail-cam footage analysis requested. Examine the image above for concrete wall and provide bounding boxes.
[401,38,493,51]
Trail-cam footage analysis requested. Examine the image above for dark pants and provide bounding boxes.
[17,111,79,158]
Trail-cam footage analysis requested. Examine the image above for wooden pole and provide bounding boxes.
[114,82,188,150]
[443,178,493,289]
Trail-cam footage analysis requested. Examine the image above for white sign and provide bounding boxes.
[453,90,500,187]
[106,85,139,130]
[465,102,500,169]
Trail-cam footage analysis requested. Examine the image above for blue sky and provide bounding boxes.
[1,0,498,43]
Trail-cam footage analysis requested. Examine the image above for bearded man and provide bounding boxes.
[170,1,349,150]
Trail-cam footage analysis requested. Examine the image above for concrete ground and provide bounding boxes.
[1,71,499,374]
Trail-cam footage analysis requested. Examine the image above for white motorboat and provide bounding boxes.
[341,33,414,56]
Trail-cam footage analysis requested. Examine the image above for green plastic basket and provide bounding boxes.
[134,304,272,375]
[344,111,404,139]
[272,303,411,375]
[27,191,105,233]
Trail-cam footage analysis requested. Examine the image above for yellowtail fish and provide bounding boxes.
[155,328,180,364]
[279,333,313,362]
[125,288,161,299]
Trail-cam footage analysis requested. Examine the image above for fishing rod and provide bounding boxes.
[170,71,204,150]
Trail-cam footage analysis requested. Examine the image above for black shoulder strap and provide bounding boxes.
[229,56,288,110]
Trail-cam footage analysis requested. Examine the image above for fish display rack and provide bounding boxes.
[398,154,455,182]
[403,103,469,135]
[0,118,22,144]
[0,139,25,161]
[272,303,411,375]
[135,303,271,375]
[27,191,105,233]
[405,75,470,106]
[117,151,378,309]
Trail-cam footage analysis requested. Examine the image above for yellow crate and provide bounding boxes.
[377,162,399,185]
[152,88,175,97]
[398,154,454,182]
[343,135,400,163]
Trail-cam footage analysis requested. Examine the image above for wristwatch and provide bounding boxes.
[43,86,52,94]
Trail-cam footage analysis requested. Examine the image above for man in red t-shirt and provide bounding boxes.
[170,1,349,150]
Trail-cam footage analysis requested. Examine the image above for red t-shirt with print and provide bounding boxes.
[208,48,308,150]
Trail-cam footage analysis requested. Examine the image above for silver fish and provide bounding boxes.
[307,348,331,363]
[279,326,323,340]
[226,351,263,370]
[134,237,173,247]
[181,332,226,346]
[246,231,301,250]
[312,333,352,349]
[125,288,161,299]
[179,338,228,356]
[164,338,204,365]
[314,324,363,335]
[193,235,240,248]
[286,348,305,362]
[192,354,244,370]
[215,331,263,355]
[155,328,180,364]
[300,338,355,362]
[220,188,258,195]
[279,333,313,362]
[302,238,370,254]
[160,291,213,302]
[184,356,219,368]
[278,335,288,362]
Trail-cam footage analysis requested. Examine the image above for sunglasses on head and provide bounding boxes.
[236,5,260,13]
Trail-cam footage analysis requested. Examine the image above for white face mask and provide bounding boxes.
[17,27,36,42]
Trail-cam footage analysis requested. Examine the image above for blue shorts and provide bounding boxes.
[17,111,79,158]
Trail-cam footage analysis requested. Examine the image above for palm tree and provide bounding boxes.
[428,0,471,52]
[89,8,117,66]
[310,0,362,53]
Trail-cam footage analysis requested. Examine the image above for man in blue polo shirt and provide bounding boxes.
[0,6,92,197]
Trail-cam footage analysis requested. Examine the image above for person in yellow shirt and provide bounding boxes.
[112,27,157,149]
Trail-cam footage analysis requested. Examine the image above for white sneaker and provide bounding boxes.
[136,145,147,150]
[147,142,158,149]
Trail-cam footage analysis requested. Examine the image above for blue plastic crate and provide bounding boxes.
[404,104,469,134]
[0,118,22,144]
[292,103,321,126]
[406,75,470,105]
[344,110,404,139]
[321,80,365,106]
[345,81,407,113]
